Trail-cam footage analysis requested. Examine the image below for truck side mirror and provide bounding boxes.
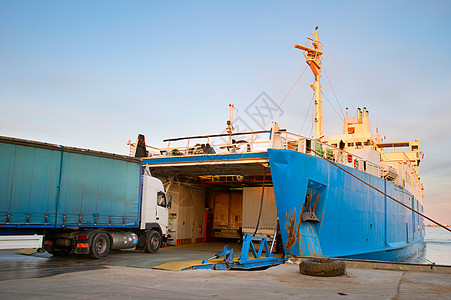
[167,195,172,209]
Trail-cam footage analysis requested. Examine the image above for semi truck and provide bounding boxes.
[0,136,170,258]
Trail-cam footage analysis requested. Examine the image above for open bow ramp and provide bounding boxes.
[153,233,284,271]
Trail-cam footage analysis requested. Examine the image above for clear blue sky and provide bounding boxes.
[1,0,450,224]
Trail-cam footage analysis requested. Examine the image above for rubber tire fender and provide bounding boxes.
[145,230,161,253]
[299,259,346,277]
[90,232,110,259]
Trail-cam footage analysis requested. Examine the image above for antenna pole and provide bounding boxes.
[314,68,322,139]
[229,103,234,125]
[227,103,237,144]
[295,26,323,139]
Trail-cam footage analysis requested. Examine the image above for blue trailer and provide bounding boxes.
[0,136,170,258]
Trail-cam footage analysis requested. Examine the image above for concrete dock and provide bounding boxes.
[1,244,451,299]
[1,262,451,299]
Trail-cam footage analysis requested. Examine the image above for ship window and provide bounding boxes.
[347,142,354,147]
[348,127,355,134]
[356,142,362,147]
[411,145,419,151]
[364,140,371,146]
[157,192,167,207]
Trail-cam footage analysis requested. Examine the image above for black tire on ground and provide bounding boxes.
[90,233,110,259]
[145,230,161,253]
[299,259,346,277]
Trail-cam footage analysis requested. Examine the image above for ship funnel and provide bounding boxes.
[363,107,369,117]
[359,107,371,134]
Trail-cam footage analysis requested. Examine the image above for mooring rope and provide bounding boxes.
[253,167,267,236]
[308,147,451,233]
[264,65,308,128]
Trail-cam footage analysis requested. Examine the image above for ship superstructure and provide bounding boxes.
[328,107,424,205]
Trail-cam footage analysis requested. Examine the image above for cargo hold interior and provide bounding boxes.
[147,161,279,247]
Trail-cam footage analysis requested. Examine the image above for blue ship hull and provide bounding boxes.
[268,149,425,262]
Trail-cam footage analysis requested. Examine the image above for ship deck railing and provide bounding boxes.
[130,130,382,178]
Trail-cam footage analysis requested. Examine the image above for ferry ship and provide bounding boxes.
[131,28,425,261]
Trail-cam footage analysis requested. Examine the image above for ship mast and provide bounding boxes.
[295,26,323,139]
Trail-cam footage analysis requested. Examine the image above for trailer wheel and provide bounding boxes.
[299,258,346,277]
[145,230,161,253]
[90,233,110,259]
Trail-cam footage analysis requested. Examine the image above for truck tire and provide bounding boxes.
[299,258,346,277]
[145,230,161,253]
[90,233,110,259]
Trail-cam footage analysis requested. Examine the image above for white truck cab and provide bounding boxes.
[136,166,171,255]
[140,170,170,235]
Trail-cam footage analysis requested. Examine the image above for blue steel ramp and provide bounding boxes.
[153,234,284,271]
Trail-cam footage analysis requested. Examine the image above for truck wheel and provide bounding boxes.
[90,233,110,259]
[145,230,161,253]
